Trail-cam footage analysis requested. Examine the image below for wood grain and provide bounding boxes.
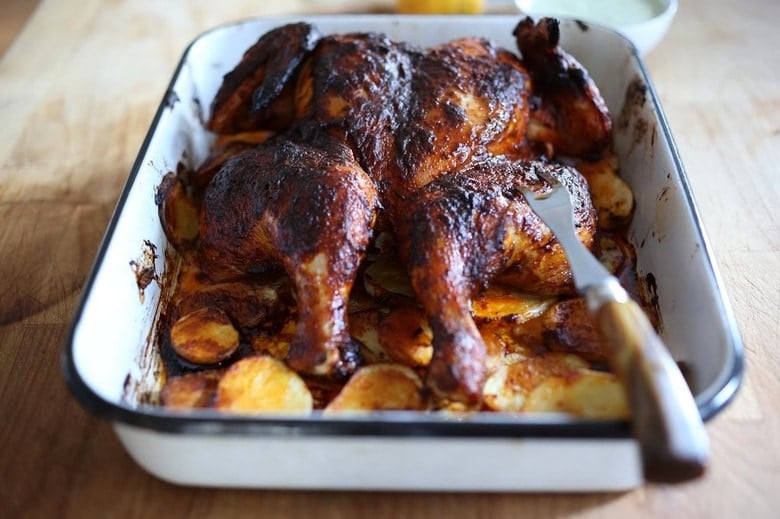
[1,0,778,517]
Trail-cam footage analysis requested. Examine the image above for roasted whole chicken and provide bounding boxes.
[161,17,634,407]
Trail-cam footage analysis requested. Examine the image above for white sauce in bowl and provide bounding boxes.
[516,0,665,28]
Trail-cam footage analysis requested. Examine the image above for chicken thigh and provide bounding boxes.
[200,135,379,377]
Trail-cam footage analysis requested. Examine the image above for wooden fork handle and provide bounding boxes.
[594,296,710,482]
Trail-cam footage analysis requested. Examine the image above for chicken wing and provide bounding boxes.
[514,17,613,159]
[208,22,322,134]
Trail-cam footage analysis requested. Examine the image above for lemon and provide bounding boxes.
[397,0,484,14]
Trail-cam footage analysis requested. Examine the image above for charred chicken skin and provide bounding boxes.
[200,17,613,403]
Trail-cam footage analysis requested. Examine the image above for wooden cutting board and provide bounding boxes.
[1,0,778,517]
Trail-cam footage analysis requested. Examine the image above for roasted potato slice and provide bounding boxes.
[251,318,296,359]
[363,256,416,299]
[525,369,629,418]
[378,307,433,367]
[170,307,240,365]
[483,353,629,418]
[156,172,199,249]
[215,355,313,413]
[325,364,425,413]
[160,371,221,409]
[574,153,634,230]
[482,353,588,412]
[349,310,391,364]
[478,318,531,373]
[471,285,554,322]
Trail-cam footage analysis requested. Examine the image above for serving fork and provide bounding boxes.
[524,174,709,483]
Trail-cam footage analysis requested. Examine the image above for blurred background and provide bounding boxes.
[1,0,530,56]
[1,0,675,60]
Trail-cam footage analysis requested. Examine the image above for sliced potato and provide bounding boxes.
[525,369,630,418]
[435,400,479,413]
[599,235,630,277]
[325,364,425,413]
[251,318,296,359]
[378,307,433,367]
[363,252,415,299]
[471,285,554,322]
[177,279,291,329]
[482,353,589,413]
[160,371,221,409]
[483,365,526,412]
[170,307,240,365]
[574,153,634,230]
[156,172,199,249]
[478,319,530,373]
[215,356,313,414]
[349,310,391,364]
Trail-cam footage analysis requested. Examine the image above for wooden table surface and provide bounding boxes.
[1,0,777,516]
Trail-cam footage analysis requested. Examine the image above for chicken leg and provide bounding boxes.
[396,159,596,403]
[199,136,379,377]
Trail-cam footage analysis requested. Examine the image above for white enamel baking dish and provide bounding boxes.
[63,15,744,491]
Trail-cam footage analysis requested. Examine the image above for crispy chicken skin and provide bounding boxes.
[393,37,532,196]
[209,23,322,133]
[199,18,612,401]
[291,31,413,207]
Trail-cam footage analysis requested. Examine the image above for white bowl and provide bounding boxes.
[515,0,678,54]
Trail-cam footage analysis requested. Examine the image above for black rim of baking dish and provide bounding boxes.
[61,15,744,437]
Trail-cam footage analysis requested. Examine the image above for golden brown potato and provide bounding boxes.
[477,319,531,374]
[574,153,634,229]
[363,252,416,299]
[524,369,629,418]
[378,307,433,367]
[160,371,221,409]
[348,310,391,364]
[156,172,199,249]
[170,307,240,365]
[471,285,554,322]
[251,319,296,360]
[215,356,313,414]
[482,353,588,412]
[482,352,628,418]
[325,364,426,413]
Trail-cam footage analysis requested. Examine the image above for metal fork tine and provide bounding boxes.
[523,178,610,293]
